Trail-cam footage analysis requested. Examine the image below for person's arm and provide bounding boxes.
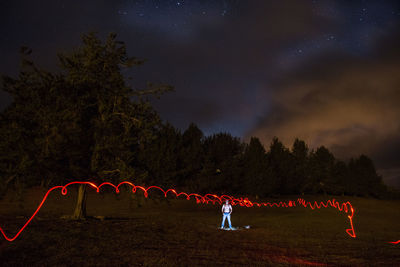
[221,204,224,213]
[229,205,232,214]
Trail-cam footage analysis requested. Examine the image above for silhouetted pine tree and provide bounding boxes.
[266,137,292,195]
[178,123,204,186]
[242,137,272,197]
[290,138,309,194]
[347,155,386,197]
[199,133,244,193]
[305,146,335,194]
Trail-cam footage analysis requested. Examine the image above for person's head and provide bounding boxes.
[225,200,229,205]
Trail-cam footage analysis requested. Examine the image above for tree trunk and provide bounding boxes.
[40,177,53,190]
[73,184,87,220]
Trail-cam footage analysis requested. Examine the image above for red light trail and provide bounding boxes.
[0,181,396,244]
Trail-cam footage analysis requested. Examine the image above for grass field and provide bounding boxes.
[0,186,399,266]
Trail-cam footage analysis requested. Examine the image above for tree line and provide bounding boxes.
[0,33,388,217]
[138,123,387,198]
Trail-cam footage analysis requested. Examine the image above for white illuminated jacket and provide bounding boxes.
[222,203,232,213]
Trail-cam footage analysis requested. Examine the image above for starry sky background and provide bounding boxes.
[1,0,399,188]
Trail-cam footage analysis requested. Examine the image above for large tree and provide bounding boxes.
[347,155,386,197]
[242,137,271,197]
[138,123,182,187]
[290,138,309,194]
[0,33,172,218]
[266,137,292,195]
[200,133,244,193]
[305,146,335,194]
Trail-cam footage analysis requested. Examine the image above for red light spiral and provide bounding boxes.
[0,180,395,243]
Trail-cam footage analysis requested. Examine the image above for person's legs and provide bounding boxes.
[227,214,232,229]
[221,213,227,228]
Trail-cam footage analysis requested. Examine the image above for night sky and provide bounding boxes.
[1,0,399,188]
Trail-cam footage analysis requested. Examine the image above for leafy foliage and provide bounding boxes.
[0,33,172,196]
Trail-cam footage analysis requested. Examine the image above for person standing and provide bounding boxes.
[221,199,233,230]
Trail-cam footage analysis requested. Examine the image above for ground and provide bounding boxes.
[0,186,399,266]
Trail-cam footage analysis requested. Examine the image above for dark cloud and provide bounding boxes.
[123,1,336,135]
[247,32,400,188]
